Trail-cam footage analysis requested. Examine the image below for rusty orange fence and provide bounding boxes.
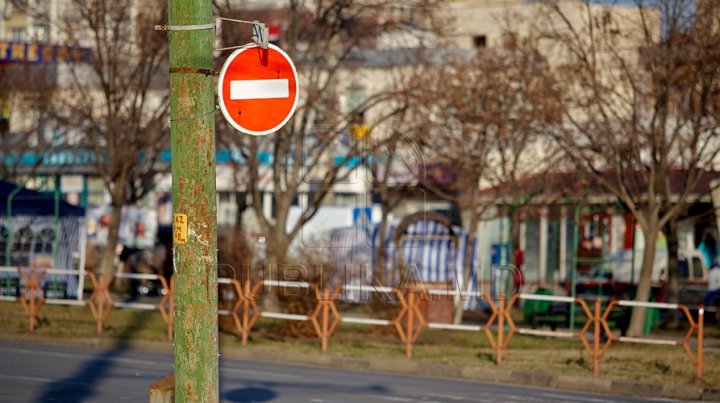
[222,280,497,359]
[497,293,705,378]
[85,272,175,338]
[1,270,708,378]
[220,282,705,378]
[1,267,86,330]
[603,300,704,378]
[0,267,175,339]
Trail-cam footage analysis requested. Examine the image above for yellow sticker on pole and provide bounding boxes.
[173,213,188,244]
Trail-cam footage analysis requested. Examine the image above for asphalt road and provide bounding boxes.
[0,341,681,403]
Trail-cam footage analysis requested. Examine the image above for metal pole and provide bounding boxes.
[98,273,104,335]
[497,293,505,365]
[698,306,703,378]
[52,186,60,296]
[550,218,562,287]
[570,204,581,332]
[29,270,36,331]
[242,280,250,347]
[407,291,414,359]
[167,0,218,399]
[598,219,607,299]
[593,298,600,374]
[322,284,330,352]
[6,184,22,267]
[77,219,87,301]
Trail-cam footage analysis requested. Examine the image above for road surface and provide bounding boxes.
[0,341,679,402]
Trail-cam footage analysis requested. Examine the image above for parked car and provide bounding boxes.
[575,248,709,304]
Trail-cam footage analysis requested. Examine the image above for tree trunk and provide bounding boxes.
[510,208,522,285]
[98,198,123,277]
[664,218,680,329]
[265,229,290,269]
[234,191,247,232]
[268,190,292,270]
[374,202,390,286]
[626,228,658,337]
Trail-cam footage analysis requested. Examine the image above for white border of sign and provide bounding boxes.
[218,43,299,136]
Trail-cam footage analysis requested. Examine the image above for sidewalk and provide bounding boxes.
[1,333,718,401]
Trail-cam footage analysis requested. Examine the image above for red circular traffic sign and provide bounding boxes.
[218,44,299,136]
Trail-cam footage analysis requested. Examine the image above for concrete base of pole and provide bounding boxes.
[150,374,174,403]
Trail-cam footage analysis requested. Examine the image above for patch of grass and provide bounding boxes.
[0,301,169,341]
[1,301,718,388]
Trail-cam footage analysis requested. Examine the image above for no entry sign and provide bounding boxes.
[218,44,299,136]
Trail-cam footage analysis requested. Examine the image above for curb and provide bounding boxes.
[0,334,717,401]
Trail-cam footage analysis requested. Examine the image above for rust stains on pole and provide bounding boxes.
[167,0,218,399]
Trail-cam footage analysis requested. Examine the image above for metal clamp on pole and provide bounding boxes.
[214,18,269,50]
[251,21,269,50]
[155,22,216,31]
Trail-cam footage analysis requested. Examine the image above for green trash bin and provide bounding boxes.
[524,288,553,325]
[643,299,660,335]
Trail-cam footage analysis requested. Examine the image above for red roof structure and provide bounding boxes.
[479,169,720,204]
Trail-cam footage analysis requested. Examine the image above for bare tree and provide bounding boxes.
[214,0,446,266]
[659,0,720,329]
[366,126,424,286]
[405,48,559,323]
[0,63,62,183]
[55,0,170,276]
[531,0,720,336]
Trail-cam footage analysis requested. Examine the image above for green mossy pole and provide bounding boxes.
[167,0,218,400]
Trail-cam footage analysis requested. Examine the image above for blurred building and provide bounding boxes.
[0,0,670,269]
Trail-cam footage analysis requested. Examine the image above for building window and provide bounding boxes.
[334,193,357,207]
[346,87,366,114]
[473,35,486,49]
[11,28,26,41]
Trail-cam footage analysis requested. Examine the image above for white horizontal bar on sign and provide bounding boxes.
[518,328,576,338]
[45,299,86,306]
[617,301,678,309]
[0,267,16,272]
[343,285,395,293]
[218,309,230,316]
[115,273,160,280]
[428,323,482,331]
[230,79,289,100]
[261,312,308,321]
[519,293,575,303]
[0,296,16,301]
[618,337,679,346]
[114,302,157,310]
[341,317,390,326]
[217,278,233,285]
